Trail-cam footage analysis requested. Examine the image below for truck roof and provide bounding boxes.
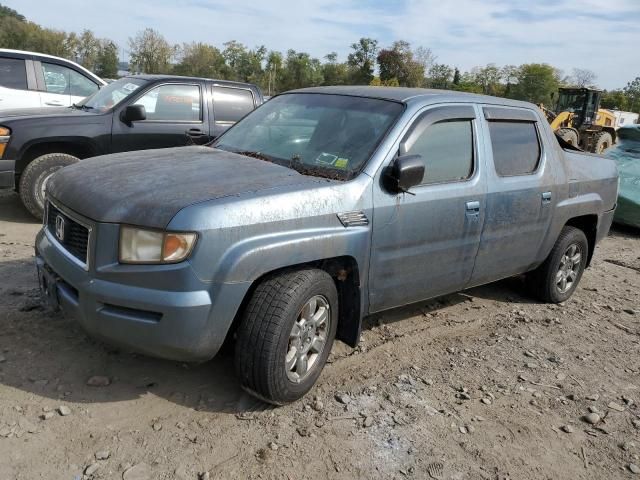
[289,85,536,109]
[0,48,106,86]
[128,74,258,89]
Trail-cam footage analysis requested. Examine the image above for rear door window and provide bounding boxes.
[42,62,72,94]
[488,121,541,176]
[0,57,28,89]
[212,86,255,123]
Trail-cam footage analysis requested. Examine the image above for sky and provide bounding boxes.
[6,0,640,89]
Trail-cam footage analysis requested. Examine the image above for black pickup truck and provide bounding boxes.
[0,75,263,217]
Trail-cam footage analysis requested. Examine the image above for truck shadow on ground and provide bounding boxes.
[0,191,38,224]
[0,256,538,416]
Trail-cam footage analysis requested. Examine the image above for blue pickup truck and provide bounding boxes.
[36,86,618,404]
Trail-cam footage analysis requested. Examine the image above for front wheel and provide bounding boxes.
[19,153,79,219]
[594,131,613,154]
[527,226,588,303]
[234,269,338,405]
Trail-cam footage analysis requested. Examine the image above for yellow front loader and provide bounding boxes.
[541,87,617,154]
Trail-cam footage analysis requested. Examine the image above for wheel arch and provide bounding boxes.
[228,256,363,349]
[16,139,98,177]
[565,214,598,267]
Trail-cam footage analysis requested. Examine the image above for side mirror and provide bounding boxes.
[385,154,425,194]
[121,104,146,123]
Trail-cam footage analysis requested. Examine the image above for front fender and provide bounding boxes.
[207,225,371,285]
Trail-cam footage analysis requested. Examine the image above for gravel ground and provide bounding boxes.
[1,189,639,480]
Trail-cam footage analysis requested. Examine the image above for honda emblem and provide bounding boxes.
[55,214,65,241]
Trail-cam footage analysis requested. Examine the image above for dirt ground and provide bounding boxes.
[1,188,639,480]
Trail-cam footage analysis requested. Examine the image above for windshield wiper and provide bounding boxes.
[287,155,347,180]
[232,150,275,163]
[72,103,93,111]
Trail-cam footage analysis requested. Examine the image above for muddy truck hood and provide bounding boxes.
[48,146,324,228]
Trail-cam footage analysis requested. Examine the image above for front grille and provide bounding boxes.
[46,202,90,265]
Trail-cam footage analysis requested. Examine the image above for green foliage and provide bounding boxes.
[377,41,424,88]
[0,3,24,20]
[0,3,637,106]
[427,64,454,89]
[174,42,227,78]
[321,52,349,86]
[510,63,561,105]
[279,49,324,91]
[95,41,119,78]
[347,38,378,85]
[370,76,400,87]
[623,77,640,113]
[128,28,176,74]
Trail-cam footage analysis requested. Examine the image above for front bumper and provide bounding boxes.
[35,224,249,362]
[0,159,14,188]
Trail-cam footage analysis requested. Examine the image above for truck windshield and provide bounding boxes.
[78,78,149,112]
[214,93,403,180]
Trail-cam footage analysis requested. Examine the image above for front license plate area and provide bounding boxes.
[37,263,60,310]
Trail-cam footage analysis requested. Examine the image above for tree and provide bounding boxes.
[452,68,461,85]
[377,41,424,88]
[501,64,519,97]
[600,89,630,111]
[571,68,597,87]
[321,52,349,86]
[279,50,323,91]
[174,42,227,78]
[428,64,454,89]
[73,30,101,70]
[128,28,175,74]
[369,76,400,87]
[347,38,378,85]
[95,40,119,78]
[468,64,503,96]
[510,63,561,105]
[623,76,640,113]
[0,3,25,20]
[264,51,283,95]
[414,46,436,75]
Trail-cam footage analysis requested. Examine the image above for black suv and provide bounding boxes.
[0,75,263,218]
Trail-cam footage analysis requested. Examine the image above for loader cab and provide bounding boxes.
[556,87,602,129]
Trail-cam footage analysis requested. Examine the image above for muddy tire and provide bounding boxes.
[594,131,613,154]
[557,128,578,146]
[527,226,589,303]
[235,269,338,405]
[19,153,79,219]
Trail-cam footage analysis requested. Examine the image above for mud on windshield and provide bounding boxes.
[214,93,404,180]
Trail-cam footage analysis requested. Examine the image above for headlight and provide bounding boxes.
[119,226,197,264]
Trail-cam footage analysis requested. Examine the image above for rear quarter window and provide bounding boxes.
[0,57,27,90]
[488,121,541,176]
[212,86,255,123]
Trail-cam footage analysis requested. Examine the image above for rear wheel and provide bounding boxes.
[557,128,579,146]
[594,131,613,154]
[19,153,79,219]
[527,226,588,303]
[234,269,338,405]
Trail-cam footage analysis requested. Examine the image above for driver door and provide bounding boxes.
[111,82,210,153]
[368,105,486,312]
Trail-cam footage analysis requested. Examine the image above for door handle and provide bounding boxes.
[465,201,480,218]
[45,101,63,106]
[465,201,480,212]
[542,191,552,205]
[186,128,205,137]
